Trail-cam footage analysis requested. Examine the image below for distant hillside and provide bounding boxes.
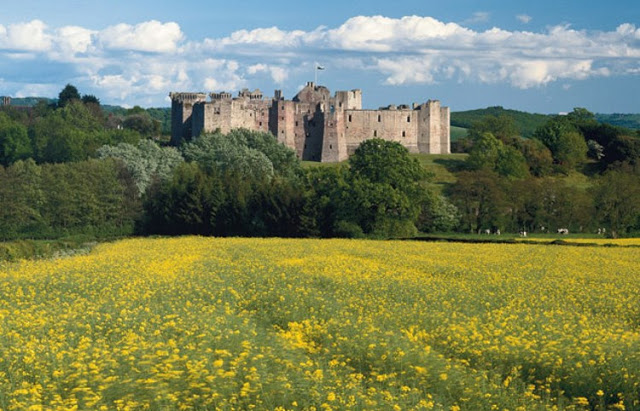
[6,97,55,106]
[595,113,640,130]
[451,106,550,138]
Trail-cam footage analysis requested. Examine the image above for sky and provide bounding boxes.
[1,0,639,113]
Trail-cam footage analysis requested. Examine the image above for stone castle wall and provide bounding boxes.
[170,83,450,161]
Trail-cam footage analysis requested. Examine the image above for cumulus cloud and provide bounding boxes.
[56,26,96,54]
[0,20,52,51]
[0,16,639,106]
[98,21,183,52]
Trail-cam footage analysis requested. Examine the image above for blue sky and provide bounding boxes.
[1,0,639,113]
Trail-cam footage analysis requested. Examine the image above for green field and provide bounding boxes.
[450,126,468,141]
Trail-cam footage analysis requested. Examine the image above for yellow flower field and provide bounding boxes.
[0,237,638,410]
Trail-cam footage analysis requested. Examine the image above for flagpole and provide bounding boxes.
[314,63,317,85]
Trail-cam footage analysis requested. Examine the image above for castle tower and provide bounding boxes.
[417,100,450,154]
[170,92,207,145]
[1,96,10,106]
[321,110,348,162]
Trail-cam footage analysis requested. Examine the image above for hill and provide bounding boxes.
[451,106,549,137]
[595,113,640,130]
[6,97,55,106]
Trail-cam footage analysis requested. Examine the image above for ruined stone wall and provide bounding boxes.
[170,92,206,144]
[1,96,10,106]
[321,110,348,162]
[199,99,231,135]
[416,100,450,154]
[197,98,272,137]
[294,103,325,161]
[171,84,450,160]
[272,100,297,155]
[344,109,419,155]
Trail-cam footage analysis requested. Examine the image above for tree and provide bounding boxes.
[123,114,161,137]
[81,94,100,105]
[448,170,506,233]
[97,139,184,196]
[0,159,44,238]
[468,114,519,143]
[533,178,594,233]
[467,132,502,171]
[0,112,32,166]
[467,132,528,179]
[514,138,553,177]
[593,170,640,237]
[349,138,426,191]
[346,139,427,237]
[496,145,529,179]
[534,116,588,172]
[57,84,81,108]
[182,131,276,181]
[142,162,224,235]
[417,191,460,233]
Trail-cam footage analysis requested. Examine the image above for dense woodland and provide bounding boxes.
[1,84,639,241]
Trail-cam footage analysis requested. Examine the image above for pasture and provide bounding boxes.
[0,237,638,410]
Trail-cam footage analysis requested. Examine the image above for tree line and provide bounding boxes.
[1,85,639,240]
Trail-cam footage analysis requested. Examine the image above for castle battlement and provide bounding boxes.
[170,84,450,162]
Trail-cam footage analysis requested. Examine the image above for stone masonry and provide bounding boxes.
[170,83,450,162]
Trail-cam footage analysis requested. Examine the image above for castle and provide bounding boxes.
[170,82,450,162]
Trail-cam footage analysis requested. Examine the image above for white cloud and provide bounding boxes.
[247,63,289,84]
[517,14,532,24]
[98,21,183,52]
[326,15,472,52]
[56,26,96,54]
[1,16,639,106]
[0,20,52,51]
[220,27,306,47]
[464,12,491,25]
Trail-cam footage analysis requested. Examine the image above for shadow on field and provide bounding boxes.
[433,158,469,173]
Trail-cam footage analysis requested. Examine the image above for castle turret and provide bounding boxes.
[170,92,207,145]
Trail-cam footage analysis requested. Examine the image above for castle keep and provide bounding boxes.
[170,82,450,162]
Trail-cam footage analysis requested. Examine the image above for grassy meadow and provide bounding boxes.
[0,237,639,410]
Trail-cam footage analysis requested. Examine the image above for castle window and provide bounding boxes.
[407,116,411,122]
[296,121,299,127]
[348,114,352,122]
[377,115,381,122]
[281,106,284,110]
[402,131,406,137]
[374,130,377,137]
[281,117,284,120]
[259,122,262,126]
[330,144,333,149]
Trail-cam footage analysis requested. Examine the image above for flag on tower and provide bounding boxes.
[316,65,325,70]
